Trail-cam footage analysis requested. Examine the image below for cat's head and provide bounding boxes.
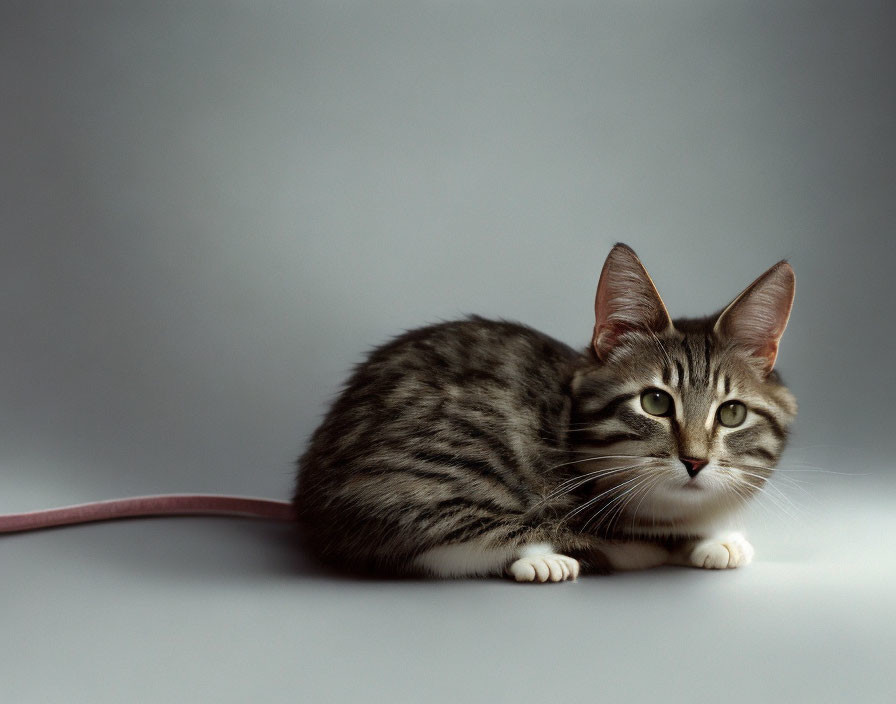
[570,243,797,530]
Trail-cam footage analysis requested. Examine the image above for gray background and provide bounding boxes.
[1,2,893,702]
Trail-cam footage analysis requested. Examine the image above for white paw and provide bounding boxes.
[507,554,580,583]
[689,533,754,569]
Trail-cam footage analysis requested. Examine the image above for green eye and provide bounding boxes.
[718,401,747,428]
[640,389,673,417]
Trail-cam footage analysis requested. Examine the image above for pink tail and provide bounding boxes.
[0,495,297,533]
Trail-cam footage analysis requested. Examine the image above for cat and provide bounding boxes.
[293,243,796,581]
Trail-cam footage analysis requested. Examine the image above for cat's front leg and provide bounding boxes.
[672,532,755,569]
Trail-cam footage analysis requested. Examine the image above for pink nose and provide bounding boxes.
[680,457,709,478]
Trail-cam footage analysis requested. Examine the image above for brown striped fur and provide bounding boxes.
[294,244,796,576]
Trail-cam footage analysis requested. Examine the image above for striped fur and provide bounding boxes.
[294,245,797,577]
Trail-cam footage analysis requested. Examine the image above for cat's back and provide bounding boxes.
[294,318,581,563]
[302,317,579,457]
[363,315,577,376]
[359,316,579,398]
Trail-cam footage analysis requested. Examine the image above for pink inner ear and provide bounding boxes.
[592,244,672,361]
[592,275,624,357]
[714,261,794,374]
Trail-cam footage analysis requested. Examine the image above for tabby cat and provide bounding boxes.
[294,244,796,581]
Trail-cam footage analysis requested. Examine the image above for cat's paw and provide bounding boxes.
[689,532,754,569]
[507,554,580,583]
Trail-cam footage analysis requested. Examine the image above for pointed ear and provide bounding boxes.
[592,244,673,360]
[714,260,795,375]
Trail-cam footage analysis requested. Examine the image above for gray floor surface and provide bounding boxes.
[3,462,893,704]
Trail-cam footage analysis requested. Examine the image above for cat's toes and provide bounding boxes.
[507,554,580,583]
[689,533,754,569]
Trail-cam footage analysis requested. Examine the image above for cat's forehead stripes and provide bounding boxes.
[660,334,717,391]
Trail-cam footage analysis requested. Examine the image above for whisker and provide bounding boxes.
[560,452,649,460]
[536,463,651,507]
[626,474,666,531]
[725,481,759,521]
[548,462,648,489]
[562,474,646,523]
[736,470,807,508]
[728,480,772,520]
[720,462,810,488]
[728,460,869,478]
[735,469,827,514]
[583,473,657,533]
[547,455,654,472]
[606,474,661,533]
[731,475,805,523]
[563,421,619,429]
[721,484,749,524]
[737,459,867,476]
[786,443,865,453]
[562,464,664,525]
[777,467,871,476]
[579,486,635,532]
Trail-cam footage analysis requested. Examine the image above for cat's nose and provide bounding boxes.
[680,457,709,478]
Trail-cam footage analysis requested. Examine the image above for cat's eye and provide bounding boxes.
[640,389,673,417]
[717,401,747,428]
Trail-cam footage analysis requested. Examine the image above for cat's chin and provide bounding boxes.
[636,479,734,523]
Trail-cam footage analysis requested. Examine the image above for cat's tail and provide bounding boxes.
[0,495,297,533]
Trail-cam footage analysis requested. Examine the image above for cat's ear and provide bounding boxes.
[592,243,673,360]
[713,260,795,375]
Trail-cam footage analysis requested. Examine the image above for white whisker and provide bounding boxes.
[562,465,664,526]
[582,474,657,532]
[536,463,651,507]
[562,474,646,523]
[731,475,804,524]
